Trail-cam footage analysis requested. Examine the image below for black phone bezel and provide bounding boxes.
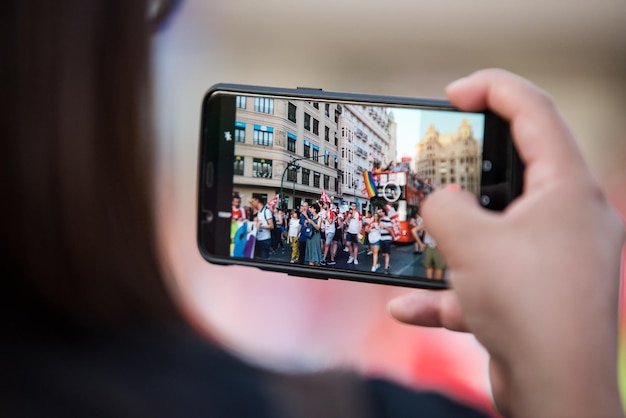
[197,83,522,289]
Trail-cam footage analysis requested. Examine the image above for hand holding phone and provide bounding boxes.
[197,83,523,288]
[388,69,625,417]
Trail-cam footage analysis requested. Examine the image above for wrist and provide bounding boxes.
[499,332,622,417]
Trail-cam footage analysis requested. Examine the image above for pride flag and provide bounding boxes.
[363,171,377,198]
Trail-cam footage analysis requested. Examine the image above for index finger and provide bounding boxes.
[446,69,587,187]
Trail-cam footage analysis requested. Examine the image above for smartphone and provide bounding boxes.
[198,83,522,289]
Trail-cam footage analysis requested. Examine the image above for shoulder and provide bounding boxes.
[1,327,276,417]
[364,379,489,418]
[261,371,489,418]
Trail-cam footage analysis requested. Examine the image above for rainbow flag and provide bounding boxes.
[363,171,377,198]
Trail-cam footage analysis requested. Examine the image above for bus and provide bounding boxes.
[369,170,431,243]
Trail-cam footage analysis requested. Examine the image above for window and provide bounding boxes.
[313,102,319,109]
[312,148,319,161]
[233,156,244,175]
[252,158,272,178]
[325,126,330,142]
[236,96,246,109]
[334,157,338,169]
[324,175,330,190]
[288,102,297,123]
[304,113,311,131]
[312,118,319,135]
[313,172,320,187]
[324,153,329,166]
[301,168,310,186]
[304,143,311,158]
[253,126,273,146]
[287,166,298,182]
[325,103,330,117]
[287,135,296,152]
[334,134,338,146]
[235,127,245,142]
[254,97,274,114]
[334,178,339,191]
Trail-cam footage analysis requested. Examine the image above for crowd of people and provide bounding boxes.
[233,193,414,274]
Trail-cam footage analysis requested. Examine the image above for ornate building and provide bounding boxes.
[414,118,481,196]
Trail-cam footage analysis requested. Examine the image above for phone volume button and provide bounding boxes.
[205,162,214,188]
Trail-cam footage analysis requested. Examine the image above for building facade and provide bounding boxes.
[338,105,396,212]
[232,96,396,211]
[414,118,481,196]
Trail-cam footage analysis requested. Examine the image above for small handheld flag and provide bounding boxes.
[267,195,279,209]
[320,189,331,203]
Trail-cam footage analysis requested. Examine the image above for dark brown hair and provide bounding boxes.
[1,0,184,331]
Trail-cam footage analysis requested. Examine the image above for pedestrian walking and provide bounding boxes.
[378,207,393,273]
[367,212,382,272]
[304,203,323,265]
[251,196,274,260]
[287,210,300,263]
[346,203,362,265]
[297,202,311,265]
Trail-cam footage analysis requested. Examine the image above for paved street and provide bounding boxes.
[268,240,427,279]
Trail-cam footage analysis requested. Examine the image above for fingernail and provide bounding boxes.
[446,184,460,192]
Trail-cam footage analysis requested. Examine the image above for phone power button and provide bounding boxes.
[205,162,214,188]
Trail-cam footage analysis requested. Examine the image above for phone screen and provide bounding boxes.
[199,86,518,288]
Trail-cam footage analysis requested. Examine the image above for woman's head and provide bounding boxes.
[311,203,320,214]
[1,0,184,331]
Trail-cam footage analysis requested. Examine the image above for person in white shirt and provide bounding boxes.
[378,208,394,274]
[346,203,362,265]
[321,202,336,265]
[287,210,301,263]
[367,212,382,272]
[251,196,274,260]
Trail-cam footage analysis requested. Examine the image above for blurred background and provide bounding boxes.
[152,0,626,413]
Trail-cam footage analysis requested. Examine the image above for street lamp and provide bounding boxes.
[279,154,329,210]
[279,161,299,210]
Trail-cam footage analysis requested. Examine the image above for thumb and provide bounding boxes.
[422,185,497,268]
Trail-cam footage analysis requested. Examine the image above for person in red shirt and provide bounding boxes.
[231,194,247,221]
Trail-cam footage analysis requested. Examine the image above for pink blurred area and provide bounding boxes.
[152,1,626,415]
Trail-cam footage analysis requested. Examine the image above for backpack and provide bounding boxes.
[262,206,275,230]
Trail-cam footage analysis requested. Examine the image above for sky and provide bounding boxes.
[391,107,485,160]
